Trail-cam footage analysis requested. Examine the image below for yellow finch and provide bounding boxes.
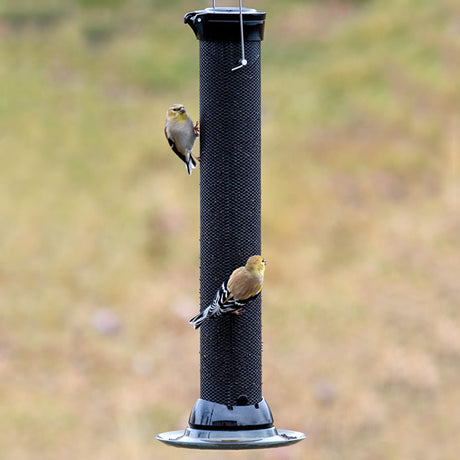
[164,104,200,175]
[189,255,266,329]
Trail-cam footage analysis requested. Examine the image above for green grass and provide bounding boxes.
[1,0,459,459]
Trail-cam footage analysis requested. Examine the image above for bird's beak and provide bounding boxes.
[179,107,186,114]
[262,259,266,265]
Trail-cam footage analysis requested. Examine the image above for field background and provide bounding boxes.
[1,0,459,459]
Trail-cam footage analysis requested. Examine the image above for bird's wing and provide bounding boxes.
[219,280,234,304]
[164,126,188,164]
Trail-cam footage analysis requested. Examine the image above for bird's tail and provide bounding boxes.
[189,282,231,329]
[186,154,197,175]
[189,305,212,329]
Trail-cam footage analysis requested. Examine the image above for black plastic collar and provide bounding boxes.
[185,8,266,42]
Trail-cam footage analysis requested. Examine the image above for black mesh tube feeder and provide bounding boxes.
[156,4,305,450]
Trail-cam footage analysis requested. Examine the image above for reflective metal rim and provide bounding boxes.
[156,427,306,450]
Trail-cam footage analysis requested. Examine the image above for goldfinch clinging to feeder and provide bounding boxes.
[189,255,266,329]
[164,104,200,175]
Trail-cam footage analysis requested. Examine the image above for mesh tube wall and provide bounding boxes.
[199,40,262,407]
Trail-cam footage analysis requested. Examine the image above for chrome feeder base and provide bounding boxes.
[156,398,306,450]
[156,427,305,450]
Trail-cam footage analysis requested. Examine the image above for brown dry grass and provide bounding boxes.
[0,0,459,459]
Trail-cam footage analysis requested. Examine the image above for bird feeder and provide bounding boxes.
[156,2,306,450]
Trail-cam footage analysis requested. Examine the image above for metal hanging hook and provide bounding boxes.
[231,0,247,71]
[211,1,246,71]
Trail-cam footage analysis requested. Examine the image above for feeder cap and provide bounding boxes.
[185,8,266,42]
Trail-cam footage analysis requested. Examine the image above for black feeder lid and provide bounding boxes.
[185,8,266,42]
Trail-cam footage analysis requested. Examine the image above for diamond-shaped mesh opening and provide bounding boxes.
[199,40,262,407]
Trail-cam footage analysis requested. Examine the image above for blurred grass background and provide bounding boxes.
[0,0,459,459]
